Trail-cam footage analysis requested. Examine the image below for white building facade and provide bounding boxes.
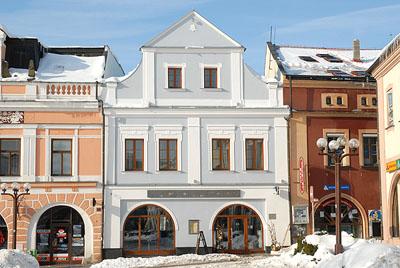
[101,12,290,257]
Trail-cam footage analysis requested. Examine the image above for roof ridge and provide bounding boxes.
[275,44,380,51]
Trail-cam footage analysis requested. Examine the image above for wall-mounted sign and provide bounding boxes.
[368,209,382,222]
[386,159,400,173]
[299,157,305,194]
[323,184,350,191]
[292,205,309,224]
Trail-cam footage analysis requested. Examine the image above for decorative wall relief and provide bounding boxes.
[0,111,24,124]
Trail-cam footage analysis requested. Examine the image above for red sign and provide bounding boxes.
[299,157,305,194]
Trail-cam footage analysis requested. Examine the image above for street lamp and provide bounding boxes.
[1,182,31,249]
[316,136,359,254]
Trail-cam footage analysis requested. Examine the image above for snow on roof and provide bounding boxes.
[3,53,105,83]
[273,45,380,77]
[368,33,400,72]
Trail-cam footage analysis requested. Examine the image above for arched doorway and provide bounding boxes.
[0,215,7,249]
[213,204,264,254]
[123,204,175,256]
[314,198,363,238]
[36,206,85,265]
[390,175,400,237]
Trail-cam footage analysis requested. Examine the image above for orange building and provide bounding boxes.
[0,27,123,264]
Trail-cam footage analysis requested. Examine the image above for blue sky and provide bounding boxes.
[1,0,399,74]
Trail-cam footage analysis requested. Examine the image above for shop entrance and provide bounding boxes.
[36,206,85,265]
[213,204,264,254]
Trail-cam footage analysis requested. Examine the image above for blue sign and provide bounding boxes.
[323,185,350,191]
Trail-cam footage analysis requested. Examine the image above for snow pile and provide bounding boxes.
[91,253,240,268]
[0,250,39,268]
[251,232,400,268]
[5,53,105,82]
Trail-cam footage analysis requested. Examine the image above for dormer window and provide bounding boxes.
[204,68,217,88]
[299,56,318,62]
[337,96,343,105]
[317,54,343,63]
[168,67,182,88]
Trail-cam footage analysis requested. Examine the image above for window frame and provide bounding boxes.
[159,139,178,171]
[204,67,218,89]
[125,139,144,171]
[336,96,343,105]
[164,63,186,90]
[387,90,394,126]
[212,138,230,171]
[362,134,378,168]
[207,125,235,172]
[358,130,378,168]
[0,139,21,176]
[245,138,264,170]
[323,129,350,167]
[167,67,182,89]
[200,63,221,89]
[51,139,72,177]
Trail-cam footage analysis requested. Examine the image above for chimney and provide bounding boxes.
[353,39,361,62]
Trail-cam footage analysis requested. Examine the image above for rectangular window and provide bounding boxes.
[0,139,20,176]
[125,139,144,171]
[212,139,230,170]
[159,139,177,171]
[204,68,218,88]
[326,134,344,166]
[51,139,72,176]
[388,91,393,125]
[245,139,263,170]
[363,135,378,167]
[168,67,182,88]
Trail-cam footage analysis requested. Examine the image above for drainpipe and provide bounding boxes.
[95,81,106,260]
[287,75,294,243]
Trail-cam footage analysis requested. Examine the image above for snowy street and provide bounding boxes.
[91,233,400,268]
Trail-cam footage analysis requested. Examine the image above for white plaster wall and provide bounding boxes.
[103,186,291,249]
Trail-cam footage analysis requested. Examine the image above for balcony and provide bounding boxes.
[0,82,97,101]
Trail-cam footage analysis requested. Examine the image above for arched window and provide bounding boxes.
[213,204,264,253]
[0,215,7,249]
[315,199,363,238]
[36,206,85,265]
[123,205,175,256]
[391,179,400,237]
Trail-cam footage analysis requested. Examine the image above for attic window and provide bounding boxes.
[327,69,351,77]
[299,56,318,62]
[337,97,343,105]
[316,54,343,63]
[351,71,368,77]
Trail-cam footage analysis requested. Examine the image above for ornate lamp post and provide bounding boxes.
[316,136,359,254]
[1,182,31,249]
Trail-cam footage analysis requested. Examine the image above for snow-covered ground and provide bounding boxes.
[91,233,400,268]
[91,254,240,268]
[0,250,39,268]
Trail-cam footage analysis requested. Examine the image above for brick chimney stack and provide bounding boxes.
[353,39,361,62]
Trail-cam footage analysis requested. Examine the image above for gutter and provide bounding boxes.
[95,81,106,260]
